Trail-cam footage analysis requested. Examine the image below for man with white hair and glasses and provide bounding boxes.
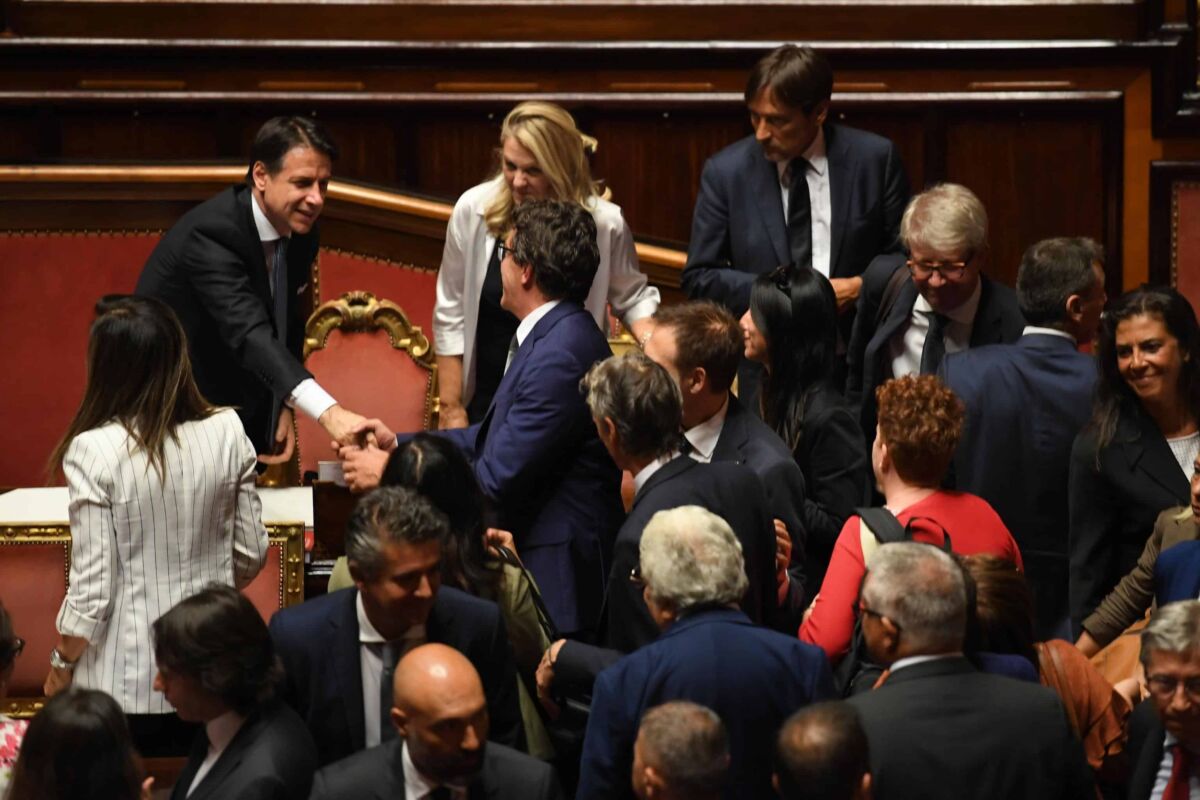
[846,183,1025,449]
[1127,600,1200,799]
[575,505,832,800]
[848,542,1092,800]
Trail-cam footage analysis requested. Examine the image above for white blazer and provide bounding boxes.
[433,176,661,405]
[55,408,268,714]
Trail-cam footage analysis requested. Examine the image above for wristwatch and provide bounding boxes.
[49,648,76,671]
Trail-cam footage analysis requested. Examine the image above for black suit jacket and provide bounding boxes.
[682,124,909,319]
[848,657,1094,800]
[846,253,1026,445]
[1069,405,1192,632]
[713,394,811,604]
[268,587,522,766]
[170,700,317,800]
[1126,699,1168,800]
[136,184,316,453]
[309,738,564,800]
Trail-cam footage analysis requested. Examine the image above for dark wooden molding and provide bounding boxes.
[1149,160,1200,289]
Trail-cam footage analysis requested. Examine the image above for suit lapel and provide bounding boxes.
[183,713,262,800]
[824,124,855,278]
[234,187,274,312]
[169,733,210,800]
[747,147,790,268]
[333,591,367,752]
[630,456,694,511]
[968,277,1007,347]
[867,280,918,373]
[711,396,749,464]
[1131,715,1166,800]
[1120,411,1191,502]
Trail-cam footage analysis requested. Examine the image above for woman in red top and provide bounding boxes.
[799,375,1022,661]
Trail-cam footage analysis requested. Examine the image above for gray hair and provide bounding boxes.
[345,486,449,582]
[900,183,987,258]
[640,506,748,611]
[861,542,966,653]
[1141,600,1200,667]
[581,351,683,461]
[637,701,729,795]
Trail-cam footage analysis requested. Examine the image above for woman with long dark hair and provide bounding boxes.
[42,296,267,756]
[1071,286,1200,642]
[6,688,150,800]
[740,263,870,584]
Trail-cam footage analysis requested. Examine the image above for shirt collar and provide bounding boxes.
[774,127,828,183]
[888,652,962,674]
[684,396,730,461]
[402,740,467,800]
[250,192,287,243]
[356,591,425,645]
[1022,325,1076,343]
[632,453,679,495]
[913,277,982,326]
[515,299,562,347]
[205,709,246,755]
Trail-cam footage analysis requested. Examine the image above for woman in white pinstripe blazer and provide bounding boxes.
[41,296,268,755]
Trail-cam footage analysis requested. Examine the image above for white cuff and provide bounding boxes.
[290,378,338,421]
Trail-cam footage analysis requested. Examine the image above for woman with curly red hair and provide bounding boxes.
[799,375,1022,661]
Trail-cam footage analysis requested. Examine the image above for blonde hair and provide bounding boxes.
[900,182,988,257]
[483,101,608,237]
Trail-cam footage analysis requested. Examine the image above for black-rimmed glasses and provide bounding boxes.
[905,256,971,281]
[1146,673,1200,703]
[496,241,514,261]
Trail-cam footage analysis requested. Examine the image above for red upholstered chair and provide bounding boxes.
[242,523,306,624]
[294,291,437,482]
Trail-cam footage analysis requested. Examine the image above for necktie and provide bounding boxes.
[786,157,812,268]
[272,238,289,344]
[503,333,519,374]
[918,311,949,375]
[1165,744,1193,800]
[379,641,398,742]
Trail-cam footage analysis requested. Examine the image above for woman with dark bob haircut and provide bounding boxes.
[6,688,150,800]
[327,433,553,757]
[1073,286,1200,650]
[740,263,870,586]
[43,295,268,756]
[799,375,1021,661]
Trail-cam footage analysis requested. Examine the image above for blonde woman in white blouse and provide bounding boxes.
[42,296,267,756]
[434,101,660,427]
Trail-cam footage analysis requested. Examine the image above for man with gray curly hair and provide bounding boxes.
[847,542,1092,800]
[576,506,833,800]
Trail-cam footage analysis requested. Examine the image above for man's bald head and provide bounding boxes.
[390,644,489,786]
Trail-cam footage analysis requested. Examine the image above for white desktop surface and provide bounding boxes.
[0,486,313,527]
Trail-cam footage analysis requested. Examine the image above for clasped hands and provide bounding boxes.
[333,417,398,492]
[257,403,374,466]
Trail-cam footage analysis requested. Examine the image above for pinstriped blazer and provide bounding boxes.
[55,407,268,713]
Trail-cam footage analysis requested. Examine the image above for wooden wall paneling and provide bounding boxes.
[1149,161,1200,311]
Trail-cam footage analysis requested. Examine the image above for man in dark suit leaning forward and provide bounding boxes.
[137,116,366,461]
[311,643,563,800]
[940,237,1105,639]
[340,200,623,638]
[269,487,521,766]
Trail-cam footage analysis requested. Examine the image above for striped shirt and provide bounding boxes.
[55,408,268,714]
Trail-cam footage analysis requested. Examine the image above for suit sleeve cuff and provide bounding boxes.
[289,378,337,421]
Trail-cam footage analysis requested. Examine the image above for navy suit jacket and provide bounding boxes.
[1154,539,1200,605]
[170,700,317,800]
[1126,701,1169,800]
[576,608,834,800]
[268,587,521,767]
[136,184,315,453]
[846,254,1026,446]
[440,301,623,634]
[682,124,909,319]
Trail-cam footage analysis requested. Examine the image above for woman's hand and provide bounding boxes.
[43,665,74,697]
[484,528,519,562]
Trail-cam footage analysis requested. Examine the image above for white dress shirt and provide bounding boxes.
[56,409,268,714]
[186,709,247,797]
[683,397,730,464]
[776,128,832,278]
[1150,731,1200,799]
[1021,325,1076,343]
[515,299,563,348]
[887,279,983,379]
[249,194,337,421]
[402,740,468,800]
[888,653,963,675]
[358,593,426,748]
[632,453,677,495]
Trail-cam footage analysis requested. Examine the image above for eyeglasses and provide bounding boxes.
[629,566,645,587]
[856,602,899,632]
[905,256,972,281]
[1146,674,1200,702]
[496,241,514,262]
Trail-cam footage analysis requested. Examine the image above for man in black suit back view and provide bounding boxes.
[848,542,1093,800]
[310,643,563,800]
[152,584,317,800]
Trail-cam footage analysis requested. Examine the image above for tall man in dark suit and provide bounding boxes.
[540,351,782,704]
[643,301,811,607]
[848,542,1093,800]
[846,183,1026,450]
[940,237,1106,639]
[311,644,563,800]
[340,201,623,636]
[683,45,909,394]
[137,116,366,461]
[1125,600,1200,800]
[576,506,834,800]
[151,584,317,800]
[268,487,521,766]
